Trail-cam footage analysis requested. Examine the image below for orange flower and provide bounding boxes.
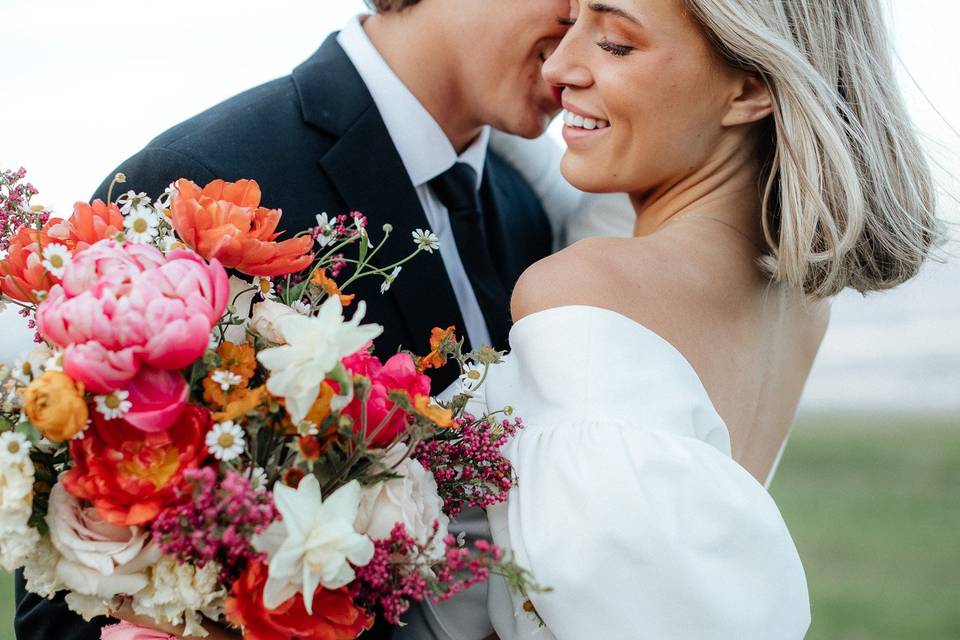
[64,200,124,250]
[310,268,355,306]
[217,341,256,382]
[226,560,373,640]
[419,326,457,371]
[212,385,268,423]
[170,178,314,277]
[413,394,454,428]
[296,436,321,461]
[61,404,209,526]
[22,371,89,442]
[0,224,56,303]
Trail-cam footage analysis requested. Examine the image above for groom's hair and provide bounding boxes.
[366,0,422,11]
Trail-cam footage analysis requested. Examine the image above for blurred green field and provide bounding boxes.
[0,414,957,640]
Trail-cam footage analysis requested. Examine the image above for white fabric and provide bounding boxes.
[488,131,635,247]
[483,305,811,640]
[338,16,493,350]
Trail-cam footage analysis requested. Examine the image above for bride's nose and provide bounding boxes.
[542,31,593,90]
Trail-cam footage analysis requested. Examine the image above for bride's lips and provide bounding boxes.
[560,101,611,145]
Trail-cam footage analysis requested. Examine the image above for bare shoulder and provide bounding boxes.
[511,235,691,324]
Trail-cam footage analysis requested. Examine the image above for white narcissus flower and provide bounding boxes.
[41,243,71,278]
[355,443,450,561]
[257,296,382,424]
[254,475,374,614]
[46,482,162,600]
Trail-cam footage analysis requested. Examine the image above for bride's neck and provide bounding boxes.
[630,136,767,246]
[363,13,484,153]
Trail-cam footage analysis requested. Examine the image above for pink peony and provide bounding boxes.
[341,349,431,448]
[100,622,175,640]
[37,240,229,431]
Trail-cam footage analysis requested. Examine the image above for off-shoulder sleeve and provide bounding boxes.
[488,419,811,640]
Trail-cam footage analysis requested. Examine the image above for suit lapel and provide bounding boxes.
[294,36,467,349]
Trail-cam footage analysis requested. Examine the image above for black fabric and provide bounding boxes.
[430,163,512,350]
[14,33,553,640]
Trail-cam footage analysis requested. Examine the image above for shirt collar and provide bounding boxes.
[337,15,489,190]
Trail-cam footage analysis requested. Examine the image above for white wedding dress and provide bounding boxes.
[480,305,811,640]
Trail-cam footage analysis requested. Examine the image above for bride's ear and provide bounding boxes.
[721,74,773,127]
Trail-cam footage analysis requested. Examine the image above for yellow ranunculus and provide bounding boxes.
[23,371,88,442]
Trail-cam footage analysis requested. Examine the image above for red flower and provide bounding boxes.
[341,350,431,448]
[61,404,210,526]
[225,560,373,640]
[170,178,313,277]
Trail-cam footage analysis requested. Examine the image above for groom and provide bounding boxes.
[14,0,573,639]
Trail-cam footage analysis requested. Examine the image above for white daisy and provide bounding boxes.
[116,191,151,215]
[41,244,71,278]
[296,420,319,437]
[291,301,311,316]
[94,390,132,420]
[161,235,186,253]
[0,432,31,465]
[412,229,440,254]
[458,361,485,393]
[123,208,160,244]
[314,212,336,248]
[380,266,402,294]
[210,369,243,392]
[250,466,269,489]
[206,421,246,462]
[253,276,275,300]
[10,358,32,385]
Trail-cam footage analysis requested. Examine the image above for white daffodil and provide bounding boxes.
[412,228,440,254]
[254,476,373,614]
[94,391,132,420]
[0,432,31,465]
[205,421,246,462]
[380,266,402,295]
[257,297,382,425]
[123,208,160,244]
[210,370,243,392]
[41,244,71,278]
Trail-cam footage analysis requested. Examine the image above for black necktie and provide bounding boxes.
[428,163,511,350]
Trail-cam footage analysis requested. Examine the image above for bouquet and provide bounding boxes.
[0,168,541,638]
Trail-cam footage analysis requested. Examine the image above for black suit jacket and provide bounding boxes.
[14,33,551,640]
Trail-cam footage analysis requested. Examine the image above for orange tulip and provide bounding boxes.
[65,200,124,250]
[0,224,56,303]
[171,178,313,277]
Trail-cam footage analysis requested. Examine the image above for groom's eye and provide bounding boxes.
[558,17,577,27]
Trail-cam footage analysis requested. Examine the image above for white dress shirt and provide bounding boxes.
[338,16,493,350]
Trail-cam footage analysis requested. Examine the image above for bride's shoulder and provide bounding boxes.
[511,235,730,324]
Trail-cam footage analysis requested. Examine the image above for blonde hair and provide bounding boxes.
[686,0,942,298]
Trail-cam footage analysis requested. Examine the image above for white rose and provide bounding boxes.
[46,482,162,600]
[22,537,65,599]
[355,443,450,561]
[250,299,298,344]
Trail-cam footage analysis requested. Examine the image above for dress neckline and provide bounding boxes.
[510,304,724,427]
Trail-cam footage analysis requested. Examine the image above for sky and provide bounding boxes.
[1,0,957,416]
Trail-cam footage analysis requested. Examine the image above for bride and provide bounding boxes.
[115,0,939,637]
[474,0,938,638]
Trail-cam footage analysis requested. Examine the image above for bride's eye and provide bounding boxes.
[596,37,634,57]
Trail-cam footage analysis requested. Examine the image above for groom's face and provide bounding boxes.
[455,0,572,138]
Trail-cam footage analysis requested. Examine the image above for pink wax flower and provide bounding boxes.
[37,239,229,431]
[100,621,175,640]
[341,349,431,448]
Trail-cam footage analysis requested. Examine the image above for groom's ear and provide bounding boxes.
[721,74,773,127]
